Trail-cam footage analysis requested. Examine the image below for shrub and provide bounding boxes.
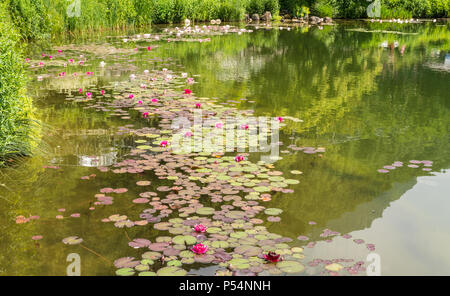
[313,0,334,17]
[0,4,37,163]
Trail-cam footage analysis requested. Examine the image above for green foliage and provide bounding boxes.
[0,4,37,163]
[313,0,334,17]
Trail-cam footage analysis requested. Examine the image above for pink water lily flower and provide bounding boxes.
[193,224,207,233]
[41,53,46,57]
[187,77,194,84]
[241,124,249,130]
[277,117,283,122]
[143,112,149,118]
[101,90,105,95]
[68,59,74,63]
[137,100,143,104]
[25,58,30,63]
[160,140,169,147]
[141,84,147,89]
[195,103,201,109]
[191,243,208,254]
[215,122,223,128]
[235,155,246,162]
[57,49,62,53]
[79,61,84,65]
[185,131,193,137]
[151,98,158,103]
[184,89,192,95]
[86,71,93,75]
[78,88,83,93]
[58,72,66,77]
[128,94,134,99]
[86,92,92,98]
[147,46,151,51]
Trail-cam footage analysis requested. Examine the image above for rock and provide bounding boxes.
[325,17,332,23]
[262,11,272,22]
[251,14,260,21]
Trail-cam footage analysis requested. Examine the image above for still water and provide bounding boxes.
[0,20,449,276]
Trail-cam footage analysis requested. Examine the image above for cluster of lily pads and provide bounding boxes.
[24,27,380,276]
[377,160,433,173]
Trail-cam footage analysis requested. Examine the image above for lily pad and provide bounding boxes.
[276,261,305,273]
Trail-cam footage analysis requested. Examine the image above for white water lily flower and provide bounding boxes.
[100,61,106,67]
[129,74,136,80]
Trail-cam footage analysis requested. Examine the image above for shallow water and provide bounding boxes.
[0,20,449,276]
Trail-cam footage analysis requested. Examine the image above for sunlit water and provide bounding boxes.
[0,20,448,276]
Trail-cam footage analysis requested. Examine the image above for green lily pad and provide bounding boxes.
[116,268,135,276]
[62,236,83,245]
[264,208,283,216]
[156,266,187,276]
[138,271,156,276]
[172,235,196,245]
[196,207,215,215]
[276,261,305,273]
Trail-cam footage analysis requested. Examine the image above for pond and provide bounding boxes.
[1,20,449,276]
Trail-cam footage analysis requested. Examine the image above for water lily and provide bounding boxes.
[193,224,207,233]
[277,116,283,122]
[185,131,193,137]
[187,77,194,84]
[181,72,188,78]
[129,74,136,80]
[264,251,282,263]
[86,71,93,75]
[78,88,83,93]
[215,122,223,128]
[137,100,143,104]
[100,90,105,95]
[68,59,74,63]
[147,46,151,51]
[195,103,201,109]
[144,70,149,74]
[140,84,147,89]
[100,61,105,67]
[59,72,65,77]
[240,124,249,130]
[184,89,192,95]
[235,155,245,162]
[86,92,92,98]
[79,61,84,65]
[143,112,149,118]
[128,94,134,99]
[191,243,208,254]
[160,140,169,147]
[151,98,158,103]
[48,55,53,60]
